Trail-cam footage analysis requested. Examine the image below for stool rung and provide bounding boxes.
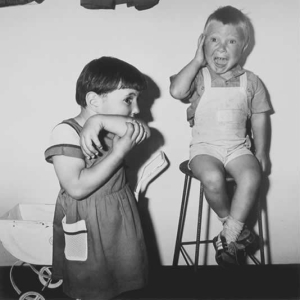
[180,246,193,265]
[181,240,213,245]
[247,252,261,265]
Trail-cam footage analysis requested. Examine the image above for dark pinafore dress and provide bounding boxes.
[44,118,148,300]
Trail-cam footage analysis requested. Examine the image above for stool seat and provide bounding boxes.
[179,160,235,182]
[173,160,265,270]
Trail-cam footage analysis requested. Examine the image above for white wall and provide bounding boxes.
[0,0,299,266]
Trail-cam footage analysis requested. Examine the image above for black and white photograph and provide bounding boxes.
[0,1,299,299]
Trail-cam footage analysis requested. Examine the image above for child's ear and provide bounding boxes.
[86,91,102,109]
[243,41,249,52]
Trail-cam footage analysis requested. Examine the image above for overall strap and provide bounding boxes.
[202,67,211,88]
[239,72,251,117]
[239,72,248,91]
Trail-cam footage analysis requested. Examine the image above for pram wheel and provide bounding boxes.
[38,266,63,289]
[19,291,46,300]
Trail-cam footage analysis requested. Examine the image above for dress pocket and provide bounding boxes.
[62,216,88,261]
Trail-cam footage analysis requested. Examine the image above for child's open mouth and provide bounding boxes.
[214,57,228,67]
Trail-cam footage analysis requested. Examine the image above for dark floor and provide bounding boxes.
[0,264,299,300]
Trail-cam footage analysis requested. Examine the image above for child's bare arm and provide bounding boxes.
[170,34,206,100]
[80,114,150,158]
[52,121,142,200]
[251,112,270,172]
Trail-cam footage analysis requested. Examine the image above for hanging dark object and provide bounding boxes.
[0,0,44,7]
[81,0,159,11]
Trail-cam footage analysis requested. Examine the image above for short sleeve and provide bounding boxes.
[250,75,271,114]
[44,123,85,164]
[49,123,80,146]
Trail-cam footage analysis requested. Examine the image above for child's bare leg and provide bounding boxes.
[190,155,230,218]
[214,154,262,247]
[225,154,262,223]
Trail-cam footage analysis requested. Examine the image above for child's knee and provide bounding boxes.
[238,169,262,189]
[201,170,226,192]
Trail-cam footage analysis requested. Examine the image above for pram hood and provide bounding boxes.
[0,203,54,265]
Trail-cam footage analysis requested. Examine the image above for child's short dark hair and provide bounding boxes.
[76,56,147,107]
[204,6,251,47]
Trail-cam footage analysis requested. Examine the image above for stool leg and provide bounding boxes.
[257,199,265,264]
[194,183,204,272]
[173,174,192,266]
[247,199,265,265]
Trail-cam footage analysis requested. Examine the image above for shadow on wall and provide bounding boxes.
[126,74,165,188]
[246,75,274,264]
[126,74,166,270]
[241,16,275,264]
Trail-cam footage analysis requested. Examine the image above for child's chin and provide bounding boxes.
[212,62,229,73]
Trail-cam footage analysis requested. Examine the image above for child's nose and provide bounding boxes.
[132,100,140,115]
[218,43,227,52]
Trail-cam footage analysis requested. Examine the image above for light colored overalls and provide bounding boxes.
[190,67,252,166]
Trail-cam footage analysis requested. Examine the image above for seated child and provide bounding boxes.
[170,6,271,267]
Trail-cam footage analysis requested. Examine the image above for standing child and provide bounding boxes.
[45,56,150,300]
[170,6,271,267]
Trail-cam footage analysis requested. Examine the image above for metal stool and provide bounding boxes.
[173,160,265,270]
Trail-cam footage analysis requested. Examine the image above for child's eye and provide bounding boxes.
[124,97,133,105]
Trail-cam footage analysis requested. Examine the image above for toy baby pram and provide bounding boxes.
[0,151,168,300]
[0,203,62,300]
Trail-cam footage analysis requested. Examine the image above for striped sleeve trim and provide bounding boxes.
[44,144,85,163]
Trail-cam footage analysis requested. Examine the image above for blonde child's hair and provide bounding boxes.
[204,6,251,49]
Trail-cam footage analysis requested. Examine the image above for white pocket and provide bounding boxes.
[62,216,88,261]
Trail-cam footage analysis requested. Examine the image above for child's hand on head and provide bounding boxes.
[194,33,206,66]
